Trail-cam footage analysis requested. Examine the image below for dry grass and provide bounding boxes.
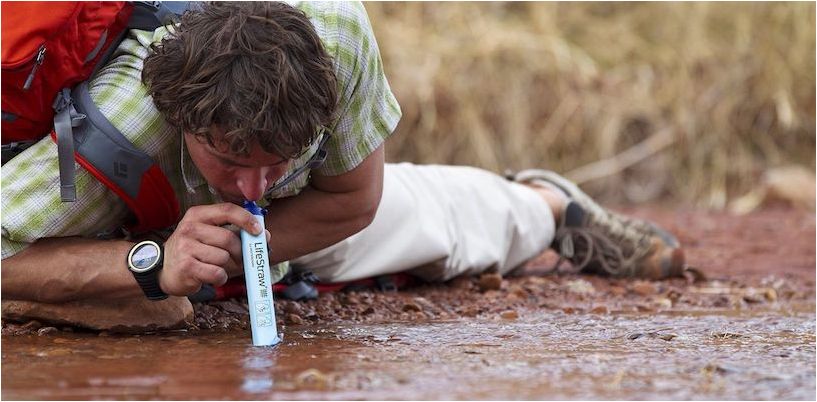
[365,2,815,208]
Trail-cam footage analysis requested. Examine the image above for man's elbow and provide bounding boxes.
[346,183,383,237]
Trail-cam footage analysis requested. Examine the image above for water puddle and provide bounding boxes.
[3,307,815,399]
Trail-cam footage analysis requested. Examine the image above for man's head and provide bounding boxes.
[143,2,337,202]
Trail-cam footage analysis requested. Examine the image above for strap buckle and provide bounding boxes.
[52,88,86,202]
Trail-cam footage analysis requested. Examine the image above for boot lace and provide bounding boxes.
[551,210,655,276]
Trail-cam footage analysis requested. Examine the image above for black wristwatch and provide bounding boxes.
[127,240,168,301]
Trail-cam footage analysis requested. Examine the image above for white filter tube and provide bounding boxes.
[241,201,281,347]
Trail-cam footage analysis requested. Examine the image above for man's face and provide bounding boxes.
[184,129,291,204]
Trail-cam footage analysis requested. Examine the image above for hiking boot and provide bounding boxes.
[512,169,686,279]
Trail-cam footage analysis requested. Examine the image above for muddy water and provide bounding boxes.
[3,306,814,400]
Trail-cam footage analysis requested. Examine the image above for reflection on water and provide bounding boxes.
[2,307,815,400]
[241,352,277,394]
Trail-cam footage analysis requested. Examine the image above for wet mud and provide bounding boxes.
[3,207,815,399]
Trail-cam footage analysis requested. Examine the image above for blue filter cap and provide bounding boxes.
[243,200,267,216]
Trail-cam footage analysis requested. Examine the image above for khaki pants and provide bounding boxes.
[292,163,555,282]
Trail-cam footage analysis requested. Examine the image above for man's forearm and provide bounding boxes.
[263,148,385,264]
[1,237,142,302]
[263,185,381,264]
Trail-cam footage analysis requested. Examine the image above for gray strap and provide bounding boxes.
[129,1,198,31]
[71,83,155,199]
[52,89,86,202]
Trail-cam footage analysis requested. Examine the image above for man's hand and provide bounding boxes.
[159,203,269,296]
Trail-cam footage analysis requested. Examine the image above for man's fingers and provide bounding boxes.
[191,261,229,287]
[184,223,243,259]
[190,243,232,267]
[185,203,262,236]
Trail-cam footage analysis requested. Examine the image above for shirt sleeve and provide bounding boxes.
[313,1,402,176]
[1,136,130,259]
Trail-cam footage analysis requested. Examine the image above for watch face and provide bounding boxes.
[130,242,160,273]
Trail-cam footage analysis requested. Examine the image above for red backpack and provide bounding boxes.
[2,1,184,232]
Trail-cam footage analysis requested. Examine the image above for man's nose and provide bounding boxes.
[236,168,269,202]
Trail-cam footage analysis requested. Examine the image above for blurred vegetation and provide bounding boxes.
[365,2,815,208]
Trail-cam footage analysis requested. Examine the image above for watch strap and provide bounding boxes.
[133,269,168,301]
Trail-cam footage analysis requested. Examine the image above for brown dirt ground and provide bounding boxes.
[3,207,815,335]
[193,206,817,331]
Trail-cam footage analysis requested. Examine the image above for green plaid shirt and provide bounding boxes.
[2,1,401,261]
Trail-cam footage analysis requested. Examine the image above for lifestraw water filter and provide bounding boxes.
[240,200,281,347]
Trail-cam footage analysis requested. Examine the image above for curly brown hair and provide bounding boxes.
[142,2,337,158]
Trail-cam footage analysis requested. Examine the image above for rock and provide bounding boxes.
[22,320,43,332]
[37,326,58,336]
[295,368,331,390]
[499,310,519,320]
[449,276,474,290]
[627,331,676,341]
[458,306,479,317]
[509,286,529,299]
[412,297,440,314]
[664,289,682,303]
[2,297,194,333]
[742,294,765,304]
[478,273,503,292]
[283,301,304,316]
[565,279,595,294]
[212,300,249,315]
[286,313,304,325]
[402,302,422,312]
[631,281,658,296]
[764,288,778,302]
[609,286,627,296]
[654,297,673,309]
[590,305,609,314]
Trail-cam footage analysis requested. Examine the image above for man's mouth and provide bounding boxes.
[217,191,245,205]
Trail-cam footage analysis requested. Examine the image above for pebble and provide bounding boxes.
[295,368,330,389]
[631,281,658,296]
[22,320,42,332]
[459,306,479,317]
[283,302,304,316]
[654,297,673,309]
[402,302,422,312]
[37,326,58,336]
[590,305,609,314]
[449,276,473,290]
[764,288,778,302]
[214,300,249,315]
[565,279,595,294]
[609,286,627,296]
[286,314,304,325]
[509,286,529,299]
[665,289,683,302]
[478,273,503,292]
[499,310,519,320]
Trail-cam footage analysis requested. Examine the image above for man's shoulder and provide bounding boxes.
[87,30,175,151]
[291,1,372,50]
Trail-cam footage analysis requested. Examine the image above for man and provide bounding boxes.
[1,2,684,330]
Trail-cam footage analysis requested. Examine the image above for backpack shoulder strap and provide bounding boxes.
[54,82,180,233]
